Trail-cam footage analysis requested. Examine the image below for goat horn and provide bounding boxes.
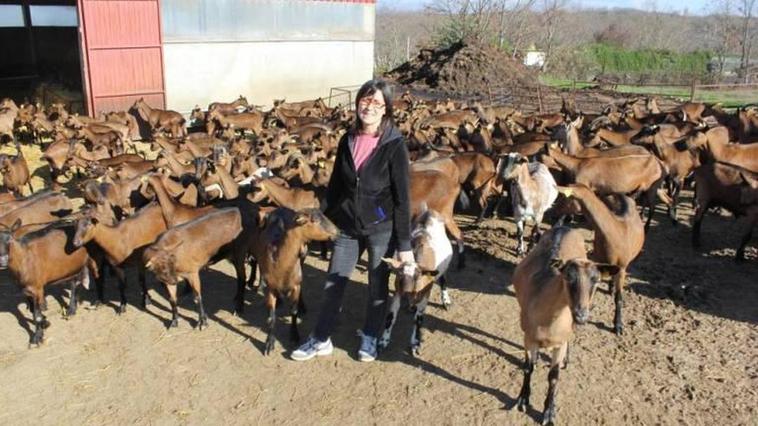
[145,260,153,268]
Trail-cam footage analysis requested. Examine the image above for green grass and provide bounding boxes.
[540,76,757,108]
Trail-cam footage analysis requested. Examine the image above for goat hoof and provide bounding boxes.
[542,406,556,425]
[168,319,179,329]
[410,345,421,357]
[515,397,528,412]
[29,334,43,347]
[198,318,208,330]
[614,325,624,336]
[263,340,275,356]
[117,304,127,315]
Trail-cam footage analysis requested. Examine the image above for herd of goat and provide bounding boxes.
[0,90,757,425]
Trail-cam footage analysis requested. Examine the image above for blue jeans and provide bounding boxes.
[312,228,395,342]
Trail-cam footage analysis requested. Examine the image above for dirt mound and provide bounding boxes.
[386,40,538,97]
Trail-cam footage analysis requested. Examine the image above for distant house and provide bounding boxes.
[524,50,546,68]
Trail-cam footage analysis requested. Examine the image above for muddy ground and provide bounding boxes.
[0,180,755,425]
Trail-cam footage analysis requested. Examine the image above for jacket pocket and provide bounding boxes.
[355,193,391,227]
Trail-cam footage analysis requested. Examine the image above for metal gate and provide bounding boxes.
[78,0,165,116]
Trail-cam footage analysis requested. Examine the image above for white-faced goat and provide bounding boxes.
[495,153,559,256]
[381,207,453,356]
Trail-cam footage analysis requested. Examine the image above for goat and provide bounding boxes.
[132,98,186,138]
[683,127,758,173]
[512,225,618,425]
[495,153,559,256]
[545,145,670,230]
[380,207,454,355]
[248,208,338,354]
[692,162,758,261]
[72,203,168,311]
[410,170,466,268]
[0,142,32,195]
[557,184,645,335]
[247,177,319,210]
[144,208,243,329]
[0,192,72,228]
[5,219,100,346]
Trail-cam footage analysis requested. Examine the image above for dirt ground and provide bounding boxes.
[0,176,756,425]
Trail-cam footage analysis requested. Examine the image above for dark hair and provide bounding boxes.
[352,79,395,136]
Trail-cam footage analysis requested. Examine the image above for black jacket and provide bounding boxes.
[323,126,412,251]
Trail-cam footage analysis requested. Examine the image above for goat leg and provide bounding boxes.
[379,292,401,351]
[264,291,277,355]
[516,219,526,256]
[410,295,428,357]
[542,365,560,425]
[186,274,207,330]
[114,267,128,314]
[613,271,625,336]
[166,285,179,328]
[66,273,80,318]
[138,265,151,307]
[516,348,536,411]
[30,295,45,347]
[438,275,452,310]
[233,256,247,315]
[289,288,301,342]
[735,224,753,263]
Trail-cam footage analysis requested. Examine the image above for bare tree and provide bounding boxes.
[540,0,568,72]
[737,0,757,82]
[427,0,499,45]
[707,0,740,81]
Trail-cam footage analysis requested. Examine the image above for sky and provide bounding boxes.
[377,0,712,16]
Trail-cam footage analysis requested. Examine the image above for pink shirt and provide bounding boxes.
[351,133,380,171]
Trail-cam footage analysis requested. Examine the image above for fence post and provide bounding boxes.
[537,85,544,113]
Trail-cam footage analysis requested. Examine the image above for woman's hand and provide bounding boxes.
[397,250,416,276]
[397,250,415,264]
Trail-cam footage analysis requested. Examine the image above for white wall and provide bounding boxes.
[163,40,374,114]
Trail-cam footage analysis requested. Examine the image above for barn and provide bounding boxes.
[0,0,375,116]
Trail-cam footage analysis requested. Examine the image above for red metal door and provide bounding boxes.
[78,0,165,116]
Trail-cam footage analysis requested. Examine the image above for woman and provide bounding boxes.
[291,79,414,362]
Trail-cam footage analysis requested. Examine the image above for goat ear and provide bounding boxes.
[294,212,309,226]
[163,239,183,252]
[382,257,403,270]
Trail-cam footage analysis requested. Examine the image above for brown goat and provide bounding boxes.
[512,225,618,425]
[132,98,186,138]
[692,162,758,261]
[73,203,168,311]
[249,208,338,354]
[0,142,32,195]
[5,220,100,346]
[144,208,243,329]
[0,192,72,228]
[247,177,319,210]
[546,146,670,230]
[558,184,645,335]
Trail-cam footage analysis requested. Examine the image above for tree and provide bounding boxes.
[737,0,757,82]
[540,0,568,72]
[427,0,500,46]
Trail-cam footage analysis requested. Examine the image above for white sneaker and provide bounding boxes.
[357,332,377,362]
[290,337,333,361]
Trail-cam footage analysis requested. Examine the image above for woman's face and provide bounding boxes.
[357,91,386,131]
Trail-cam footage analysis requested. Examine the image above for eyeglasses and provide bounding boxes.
[358,98,385,110]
